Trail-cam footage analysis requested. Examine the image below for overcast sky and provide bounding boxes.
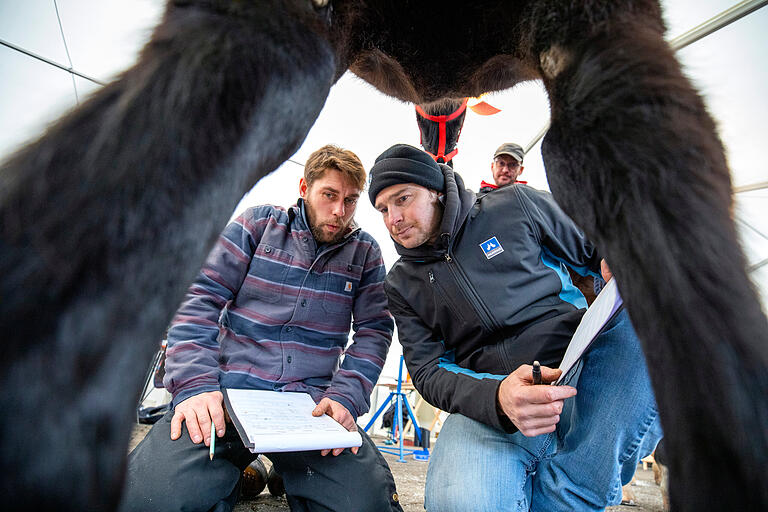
[1,0,766,378]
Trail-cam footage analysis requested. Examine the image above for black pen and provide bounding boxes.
[532,360,542,385]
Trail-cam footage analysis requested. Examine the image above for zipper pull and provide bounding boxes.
[428,270,435,283]
[445,253,452,263]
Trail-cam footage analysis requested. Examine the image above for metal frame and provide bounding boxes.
[363,356,426,463]
[0,37,105,86]
[523,0,768,155]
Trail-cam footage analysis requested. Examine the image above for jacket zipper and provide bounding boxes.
[442,249,501,332]
[428,270,467,322]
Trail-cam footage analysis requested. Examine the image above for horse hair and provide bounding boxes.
[1,1,766,510]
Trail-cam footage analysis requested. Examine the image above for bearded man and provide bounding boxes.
[122,145,401,512]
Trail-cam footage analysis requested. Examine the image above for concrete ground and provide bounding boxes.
[129,424,665,511]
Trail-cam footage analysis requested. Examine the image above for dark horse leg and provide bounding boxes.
[0,2,337,509]
[540,23,768,511]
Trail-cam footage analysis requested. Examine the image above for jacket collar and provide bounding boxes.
[394,165,475,260]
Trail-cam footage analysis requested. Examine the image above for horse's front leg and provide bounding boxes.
[0,1,340,509]
[538,21,768,512]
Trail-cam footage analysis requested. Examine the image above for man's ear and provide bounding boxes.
[299,178,308,199]
[518,165,524,176]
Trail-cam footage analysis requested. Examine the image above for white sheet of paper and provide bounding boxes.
[556,278,623,385]
[224,389,362,453]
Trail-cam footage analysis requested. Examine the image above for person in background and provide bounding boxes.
[479,141,527,193]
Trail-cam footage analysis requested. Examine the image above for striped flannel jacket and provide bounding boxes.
[164,200,394,419]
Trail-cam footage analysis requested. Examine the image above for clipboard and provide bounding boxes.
[555,278,624,385]
[222,389,362,453]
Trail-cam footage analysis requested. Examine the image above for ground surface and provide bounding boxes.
[129,424,664,511]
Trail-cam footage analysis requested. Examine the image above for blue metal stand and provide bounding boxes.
[363,356,427,463]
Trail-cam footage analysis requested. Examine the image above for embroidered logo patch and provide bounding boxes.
[480,236,504,259]
[344,281,353,292]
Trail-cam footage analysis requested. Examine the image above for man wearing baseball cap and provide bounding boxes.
[369,143,661,511]
[479,142,527,193]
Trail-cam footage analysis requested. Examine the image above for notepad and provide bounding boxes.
[555,278,624,385]
[222,389,362,453]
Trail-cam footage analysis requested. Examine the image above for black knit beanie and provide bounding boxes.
[368,144,445,205]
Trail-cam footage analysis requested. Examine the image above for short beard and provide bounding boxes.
[305,199,346,244]
[310,222,344,244]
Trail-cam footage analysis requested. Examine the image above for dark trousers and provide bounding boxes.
[120,411,403,512]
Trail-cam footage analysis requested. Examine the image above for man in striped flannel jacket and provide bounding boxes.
[122,145,402,512]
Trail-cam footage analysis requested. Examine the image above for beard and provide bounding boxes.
[310,222,344,244]
[305,200,349,244]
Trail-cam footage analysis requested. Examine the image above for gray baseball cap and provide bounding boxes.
[493,142,524,163]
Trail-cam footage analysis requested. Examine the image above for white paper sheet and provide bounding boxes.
[556,278,623,385]
[223,389,362,453]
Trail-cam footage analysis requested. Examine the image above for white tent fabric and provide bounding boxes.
[1,1,766,383]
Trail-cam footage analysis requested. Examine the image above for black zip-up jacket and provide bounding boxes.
[384,167,601,433]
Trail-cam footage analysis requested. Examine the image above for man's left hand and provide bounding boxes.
[312,398,359,456]
[600,259,613,282]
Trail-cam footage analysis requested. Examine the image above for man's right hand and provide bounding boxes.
[497,365,577,437]
[170,390,226,446]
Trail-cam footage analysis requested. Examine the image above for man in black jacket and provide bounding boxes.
[370,144,661,511]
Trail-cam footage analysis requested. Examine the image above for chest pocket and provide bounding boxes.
[238,244,293,304]
[322,262,362,315]
[429,269,468,324]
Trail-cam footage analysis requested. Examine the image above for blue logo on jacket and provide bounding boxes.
[480,236,504,259]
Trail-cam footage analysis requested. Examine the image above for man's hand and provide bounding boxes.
[312,398,359,456]
[600,259,613,282]
[170,390,226,447]
[497,365,577,437]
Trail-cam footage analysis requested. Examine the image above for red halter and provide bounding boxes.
[415,98,468,164]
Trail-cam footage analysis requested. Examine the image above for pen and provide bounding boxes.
[532,360,542,385]
[209,420,216,460]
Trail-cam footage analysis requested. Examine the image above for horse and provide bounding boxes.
[1,1,766,510]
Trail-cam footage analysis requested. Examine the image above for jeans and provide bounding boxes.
[425,309,663,512]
